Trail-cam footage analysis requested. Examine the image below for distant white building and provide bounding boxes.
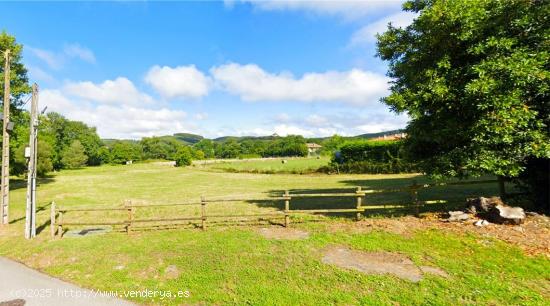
[374,133,407,141]
[306,143,322,156]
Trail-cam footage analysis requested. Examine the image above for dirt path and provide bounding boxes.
[0,257,134,306]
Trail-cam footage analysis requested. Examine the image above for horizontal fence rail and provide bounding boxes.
[50,179,498,238]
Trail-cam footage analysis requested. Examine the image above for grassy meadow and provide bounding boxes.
[0,162,548,305]
[198,156,331,174]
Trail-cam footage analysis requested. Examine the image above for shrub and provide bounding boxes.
[332,140,417,174]
[175,147,193,167]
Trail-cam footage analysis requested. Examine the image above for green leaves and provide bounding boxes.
[376,0,550,180]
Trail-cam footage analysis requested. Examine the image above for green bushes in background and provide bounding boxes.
[331,140,418,174]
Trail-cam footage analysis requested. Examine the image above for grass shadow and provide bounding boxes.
[10,176,56,191]
[10,202,51,225]
[245,175,500,219]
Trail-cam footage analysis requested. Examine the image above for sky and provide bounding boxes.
[1,0,415,139]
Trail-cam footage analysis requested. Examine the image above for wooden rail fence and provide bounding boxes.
[50,179,498,238]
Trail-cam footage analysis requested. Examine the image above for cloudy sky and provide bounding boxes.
[2,0,415,139]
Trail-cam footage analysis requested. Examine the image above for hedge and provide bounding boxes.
[331,140,417,174]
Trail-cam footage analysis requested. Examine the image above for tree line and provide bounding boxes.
[7,111,315,176]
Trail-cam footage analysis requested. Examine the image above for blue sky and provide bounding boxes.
[2,0,414,139]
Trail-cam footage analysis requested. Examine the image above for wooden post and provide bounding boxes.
[125,200,133,234]
[284,190,290,227]
[50,201,56,238]
[201,196,206,230]
[356,186,363,221]
[1,49,11,225]
[57,209,63,238]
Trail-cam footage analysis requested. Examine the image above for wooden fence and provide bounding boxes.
[50,179,498,238]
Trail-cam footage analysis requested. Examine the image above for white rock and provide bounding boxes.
[474,220,490,227]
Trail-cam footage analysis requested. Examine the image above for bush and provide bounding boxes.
[175,147,193,167]
[332,140,417,174]
[37,141,54,176]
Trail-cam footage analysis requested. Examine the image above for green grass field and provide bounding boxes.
[0,163,548,305]
[200,156,330,174]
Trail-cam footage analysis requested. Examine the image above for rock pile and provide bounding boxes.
[444,196,526,225]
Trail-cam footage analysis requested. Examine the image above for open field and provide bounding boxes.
[196,156,331,174]
[0,163,548,305]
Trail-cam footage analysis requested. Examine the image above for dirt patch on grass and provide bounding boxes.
[328,214,550,258]
[322,246,425,282]
[258,227,309,240]
[419,265,449,278]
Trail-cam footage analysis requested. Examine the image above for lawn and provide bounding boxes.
[199,156,331,174]
[0,163,548,305]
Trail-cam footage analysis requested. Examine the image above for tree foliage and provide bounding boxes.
[377,0,550,209]
[175,146,193,167]
[0,31,31,106]
[141,137,183,160]
[61,140,88,169]
[108,141,142,164]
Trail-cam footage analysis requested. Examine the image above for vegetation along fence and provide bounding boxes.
[50,179,498,238]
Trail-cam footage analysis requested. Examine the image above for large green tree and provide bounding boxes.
[1,31,31,106]
[377,0,549,210]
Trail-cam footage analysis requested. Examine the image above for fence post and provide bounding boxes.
[356,186,363,221]
[410,181,420,217]
[57,209,63,239]
[284,190,290,227]
[201,196,207,230]
[50,201,56,238]
[125,200,133,234]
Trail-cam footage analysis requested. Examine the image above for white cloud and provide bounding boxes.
[26,47,63,70]
[145,65,210,99]
[211,63,389,105]
[227,0,402,19]
[305,114,328,127]
[275,113,291,122]
[26,44,96,69]
[63,77,154,105]
[356,121,406,134]
[63,43,96,63]
[350,11,416,46]
[27,65,56,83]
[271,111,408,137]
[41,88,192,139]
[274,124,315,137]
[194,112,209,120]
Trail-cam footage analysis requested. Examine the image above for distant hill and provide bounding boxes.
[102,129,406,145]
[172,133,204,144]
[101,138,140,146]
[213,135,279,142]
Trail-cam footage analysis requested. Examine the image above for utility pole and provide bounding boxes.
[1,49,10,225]
[25,83,38,239]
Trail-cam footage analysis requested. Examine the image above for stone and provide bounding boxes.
[474,220,490,227]
[488,205,526,225]
[446,211,470,222]
[466,197,503,214]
